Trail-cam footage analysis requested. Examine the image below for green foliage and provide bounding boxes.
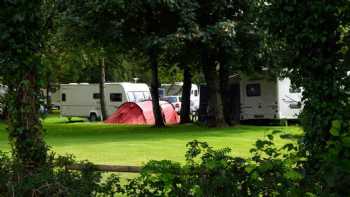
[1,0,350,195]
[0,151,124,197]
[0,0,50,170]
[125,132,307,197]
[1,129,347,196]
[312,120,350,195]
[260,0,350,151]
[259,1,350,195]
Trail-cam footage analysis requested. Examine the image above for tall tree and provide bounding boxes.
[219,14,264,125]
[260,0,350,193]
[81,47,111,121]
[261,0,349,156]
[180,65,192,124]
[162,36,200,124]
[60,0,124,120]
[189,0,250,127]
[99,52,108,120]
[0,0,52,171]
[119,0,197,127]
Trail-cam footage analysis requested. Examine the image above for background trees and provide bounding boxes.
[55,0,265,127]
[61,0,199,127]
[185,0,262,127]
[119,0,199,127]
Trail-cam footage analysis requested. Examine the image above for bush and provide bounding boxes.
[125,131,307,197]
[0,152,123,197]
[2,129,348,196]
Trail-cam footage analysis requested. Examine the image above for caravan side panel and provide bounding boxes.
[104,84,126,116]
[240,79,278,120]
[60,84,100,118]
[277,78,303,119]
[60,83,151,119]
[0,85,7,117]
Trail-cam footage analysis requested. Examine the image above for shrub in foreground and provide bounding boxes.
[1,128,349,196]
[125,131,306,197]
[0,153,123,197]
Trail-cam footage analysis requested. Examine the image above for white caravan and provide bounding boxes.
[240,77,303,120]
[0,84,7,117]
[60,83,151,120]
[160,82,200,112]
[51,90,61,109]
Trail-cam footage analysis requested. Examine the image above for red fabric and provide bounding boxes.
[135,101,155,124]
[161,102,180,124]
[104,100,179,125]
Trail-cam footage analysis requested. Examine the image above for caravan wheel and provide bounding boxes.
[191,111,199,122]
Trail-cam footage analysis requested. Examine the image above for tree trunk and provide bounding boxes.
[99,57,108,121]
[8,67,48,172]
[219,64,232,125]
[149,49,165,128]
[180,65,192,124]
[201,49,227,127]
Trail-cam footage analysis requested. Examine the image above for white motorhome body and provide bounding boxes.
[0,84,7,117]
[51,90,61,109]
[60,83,151,120]
[160,83,200,112]
[0,85,6,98]
[42,86,62,109]
[240,77,303,120]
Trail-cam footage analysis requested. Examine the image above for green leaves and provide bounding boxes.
[0,0,51,170]
[342,136,350,147]
[284,169,303,181]
[330,120,341,137]
[260,2,350,195]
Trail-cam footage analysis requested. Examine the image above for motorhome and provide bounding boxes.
[240,77,303,120]
[160,83,200,112]
[0,84,7,118]
[60,82,151,121]
[51,90,61,109]
[42,85,62,110]
[198,75,303,123]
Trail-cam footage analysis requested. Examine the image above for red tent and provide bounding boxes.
[104,100,180,125]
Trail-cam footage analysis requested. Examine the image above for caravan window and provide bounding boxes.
[289,102,302,109]
[158,88,165,98]
[134,92,145,102]
[128,92,136,102]
[61,93,66,102]
[194,90,198,96]
[93,93,100,99]
[289,86,301,93]
[246,84,261,97]
[143,92,151,100]
[110,93,122,102]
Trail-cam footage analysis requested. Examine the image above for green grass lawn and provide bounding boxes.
[0,115,302,166]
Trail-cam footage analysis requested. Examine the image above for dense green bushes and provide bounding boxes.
[0,131,307,196]
[127,127,350,196]
[125,132,305,197]
[0,152,123,196]
[0,127,349,196]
